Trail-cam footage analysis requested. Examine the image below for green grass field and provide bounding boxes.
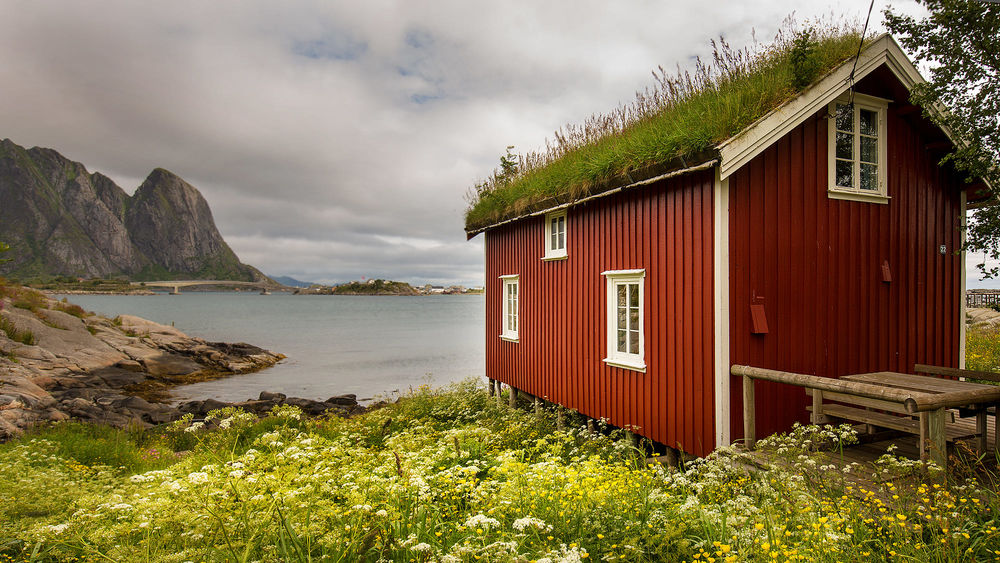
[2,378,998,562]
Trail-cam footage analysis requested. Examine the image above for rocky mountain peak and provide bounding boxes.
[0,138,263,281]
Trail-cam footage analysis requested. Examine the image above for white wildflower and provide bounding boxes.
[45,523,69,534]
[512,516,552,532]
[187,472,210,484]
[464,514,500,529]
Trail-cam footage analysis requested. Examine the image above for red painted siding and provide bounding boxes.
[485,170,717,456]
[728,97,965,439]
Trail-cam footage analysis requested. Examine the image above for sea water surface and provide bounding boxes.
[57,292,484,403]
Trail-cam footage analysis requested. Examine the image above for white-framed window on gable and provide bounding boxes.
[543,210,567,260]
[827,93,889,204]
[602,269,645,372]
[500,274,519,342]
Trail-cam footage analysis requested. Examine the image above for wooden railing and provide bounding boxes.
[967,292,1000,308]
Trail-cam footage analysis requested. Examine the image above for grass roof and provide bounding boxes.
[465,22,868,233]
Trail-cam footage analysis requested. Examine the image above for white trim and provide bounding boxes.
[543,209,568,260]
[719,35,928,181]
[466,160,718,236]
[960,191,967,369]
[601,269,646,277]
[827,94,889,202]
[602,269,646,373]
[712,169,731,447]
[827,190,891,204]
[541,255,568,262]
[499,274,519,342]
[603,358,647,373]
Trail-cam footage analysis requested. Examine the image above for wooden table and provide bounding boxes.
[839,371,1000,466]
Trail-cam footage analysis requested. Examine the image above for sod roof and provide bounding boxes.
[464,27,869,235]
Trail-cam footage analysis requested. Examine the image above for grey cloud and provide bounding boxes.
[0,0,918,286]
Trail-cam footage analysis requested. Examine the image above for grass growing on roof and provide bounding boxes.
[465,21,866,231]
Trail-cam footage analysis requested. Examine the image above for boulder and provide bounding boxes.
[142,353,202,376]
[326,394,358,407]
[259,391,286,402]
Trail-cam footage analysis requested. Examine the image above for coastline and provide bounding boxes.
[0,286,286,439]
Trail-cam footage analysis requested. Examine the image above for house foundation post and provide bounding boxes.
[533,396,541,416]
[487,378,495,397]
[556,406,565,430]
[508,386,518,408]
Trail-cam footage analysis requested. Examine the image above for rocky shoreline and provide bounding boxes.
[0,287,360,440]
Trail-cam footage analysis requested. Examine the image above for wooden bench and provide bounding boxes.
[734,365,1000,469]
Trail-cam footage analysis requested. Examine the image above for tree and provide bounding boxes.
[884,1,1000,276]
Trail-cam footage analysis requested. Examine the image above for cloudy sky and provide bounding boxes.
[5,0,979,287]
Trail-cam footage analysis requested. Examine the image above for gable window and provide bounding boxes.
[827,93,889,203]
[500,275,519,342]
[543,210,567,260]
[602,269,645,372]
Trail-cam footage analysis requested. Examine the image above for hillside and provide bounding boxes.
[332,279,419,295]
[0,138,265,282]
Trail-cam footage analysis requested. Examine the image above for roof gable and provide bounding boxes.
[717,34,928,179]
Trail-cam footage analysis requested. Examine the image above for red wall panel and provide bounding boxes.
[485,170,717,456]
[728,97,964,439]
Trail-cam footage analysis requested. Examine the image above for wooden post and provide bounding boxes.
[587,419,596,434]
[495,382,503,406]
[811,389,824,424]
[487,379,495,397]
[743,374,756,450]
[976,409,987,454]
[533,396,541,416]
[927,407,947,469]
[509,386,518,408]
[556,406,565,430]
[919,412,928,461]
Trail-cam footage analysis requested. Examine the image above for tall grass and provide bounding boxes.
[0,313,35,346]
[466,20,865,230]
[966,323,1000,374]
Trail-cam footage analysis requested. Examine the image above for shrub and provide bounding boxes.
[0,314,35,346]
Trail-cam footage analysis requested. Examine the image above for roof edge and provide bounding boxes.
[465,158,719,238]
[717,34,911,179]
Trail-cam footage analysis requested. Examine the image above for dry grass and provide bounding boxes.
[465,18,866,231]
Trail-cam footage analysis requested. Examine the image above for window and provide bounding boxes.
[602,269,645,372]
[543,210,567,260]
[827,93,888,203]
[500,275,519,342]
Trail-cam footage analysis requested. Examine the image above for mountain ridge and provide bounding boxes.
[0,138,265,282]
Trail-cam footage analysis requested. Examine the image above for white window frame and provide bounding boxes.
[827,93,889,204]
[499,274,519,342]
[602,269,645,372]
[542,210,568,261]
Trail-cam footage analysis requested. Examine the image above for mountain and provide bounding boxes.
[270,275,314,288]
[0,138,265,282]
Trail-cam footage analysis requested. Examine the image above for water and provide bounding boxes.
[57,292,484,403]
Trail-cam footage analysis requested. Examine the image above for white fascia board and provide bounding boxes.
[718,35,928,180]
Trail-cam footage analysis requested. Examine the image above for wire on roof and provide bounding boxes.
[847,0,877,106]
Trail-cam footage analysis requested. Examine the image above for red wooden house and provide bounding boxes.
[466,35,991,457]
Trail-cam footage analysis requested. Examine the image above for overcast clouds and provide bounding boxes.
[4,0,980,287]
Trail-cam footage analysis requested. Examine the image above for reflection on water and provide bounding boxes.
[58,293,485,403]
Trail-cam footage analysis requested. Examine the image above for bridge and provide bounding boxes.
[133,280,272,294]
